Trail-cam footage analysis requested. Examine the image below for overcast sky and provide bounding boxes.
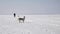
[0,0,60,15]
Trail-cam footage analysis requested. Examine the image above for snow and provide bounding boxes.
[0,15,60,34]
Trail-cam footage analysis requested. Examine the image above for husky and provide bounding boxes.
[18,16,25,23]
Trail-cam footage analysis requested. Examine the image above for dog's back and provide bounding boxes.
[19,18,24,20]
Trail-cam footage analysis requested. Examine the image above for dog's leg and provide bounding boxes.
[19,20,20,23]
[23,20,24,23]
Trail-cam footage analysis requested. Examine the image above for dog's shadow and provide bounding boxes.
[18,20,32,24]
[23,20,32,24]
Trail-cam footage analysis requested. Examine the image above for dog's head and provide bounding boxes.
[24,16,25,19]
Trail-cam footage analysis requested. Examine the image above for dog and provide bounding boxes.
[18,16,25,23]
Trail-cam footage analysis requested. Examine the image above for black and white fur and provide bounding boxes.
[18,16,25,23]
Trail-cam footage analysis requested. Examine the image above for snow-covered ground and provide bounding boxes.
[0,15,60,34]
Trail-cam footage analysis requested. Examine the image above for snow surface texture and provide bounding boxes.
[0,15,60,34]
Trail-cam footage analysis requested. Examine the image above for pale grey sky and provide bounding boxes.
[0,0,60,15]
